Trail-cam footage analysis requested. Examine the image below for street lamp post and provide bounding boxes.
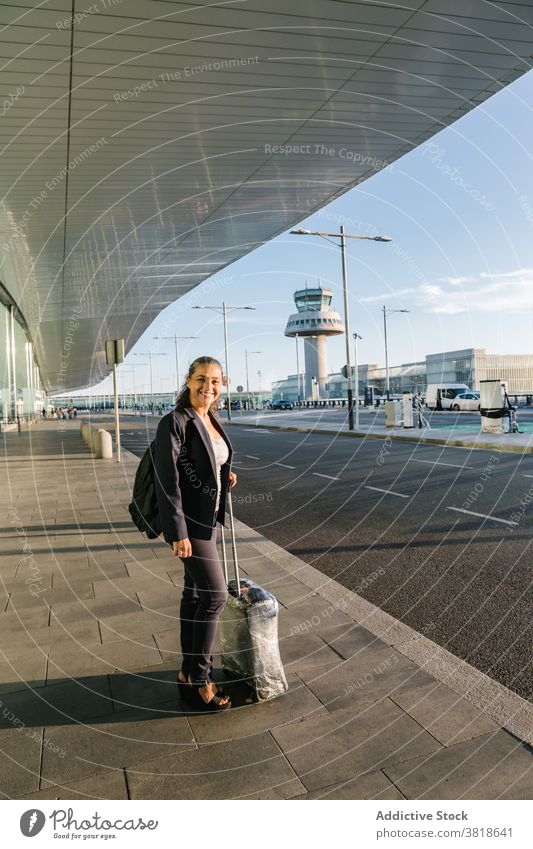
[192,302,255,422]
[120,366,134,411]
[353,332,363,430]
[382,306,410,399]
[154,335,197,393]
[295,336,301,406]
[134,352,167,413]
[130,358,145,412]
[290,227,391,430]
[245,349,261,410]
[120,362,146,412]
[128,359,148,412]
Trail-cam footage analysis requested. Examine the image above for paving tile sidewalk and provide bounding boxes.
[0,420,531,800]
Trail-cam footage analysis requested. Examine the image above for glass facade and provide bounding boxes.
[475,354,533,392]
[273,348,533,401]
[428,349,533,393]
[294,287,333,312]
[0,298,43,422]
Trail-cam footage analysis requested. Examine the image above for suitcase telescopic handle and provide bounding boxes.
[225,480,241,592]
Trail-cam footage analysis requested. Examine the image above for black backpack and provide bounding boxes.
[128,439,161,539]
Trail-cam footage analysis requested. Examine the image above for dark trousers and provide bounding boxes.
[179,527,228,683]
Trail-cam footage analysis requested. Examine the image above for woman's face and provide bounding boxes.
[187,363,223,411]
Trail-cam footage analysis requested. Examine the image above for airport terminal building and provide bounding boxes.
[426,349,533,394]
[0,287,45,421]
[272,348,533,402]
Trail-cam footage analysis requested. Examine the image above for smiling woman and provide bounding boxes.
[154,356,237,712]
[181,358,223,413]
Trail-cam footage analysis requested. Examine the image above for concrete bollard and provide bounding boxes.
[95,428,113,459]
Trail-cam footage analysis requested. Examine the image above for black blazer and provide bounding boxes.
[154,406,233,543]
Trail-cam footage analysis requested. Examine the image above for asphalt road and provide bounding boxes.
[119,414,533,700]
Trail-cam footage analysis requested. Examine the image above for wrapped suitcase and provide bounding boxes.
[218,488,288,702]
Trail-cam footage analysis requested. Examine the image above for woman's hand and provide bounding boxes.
[229,471,237,488]
[173,538,192,558]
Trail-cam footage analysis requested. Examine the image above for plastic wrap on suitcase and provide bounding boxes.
[219,578,288,701]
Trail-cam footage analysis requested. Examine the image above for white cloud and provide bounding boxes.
[440,275,476,286]
[362,268,533,315]
[360,286,416,303]
[478,268,533,280]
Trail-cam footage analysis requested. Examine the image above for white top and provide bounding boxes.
[208,431,229,514]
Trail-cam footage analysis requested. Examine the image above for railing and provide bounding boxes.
[270,399,377,408]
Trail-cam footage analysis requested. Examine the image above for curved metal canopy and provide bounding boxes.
[1,0,531,391]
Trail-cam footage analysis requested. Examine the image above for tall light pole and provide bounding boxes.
[154,335,197,393]
[295,335,301,406]
[133,352,167,412]
[353,332,363,430]
[382,306,410,399]
[290,227,391,430]
[192,302,255,422]
[130,358,146,412]
[121,370,128,411]
[245,349,261,409]
[122,360,146,414]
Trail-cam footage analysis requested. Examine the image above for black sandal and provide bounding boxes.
[177,670,195,704]
[187,675,232,711]
[207,672,229,700]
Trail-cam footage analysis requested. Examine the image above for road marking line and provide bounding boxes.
[412,458,474,469]
[244,428,271,433]
[313,473,340,481]
[245,524,531,748]
[274,462,296,469]
[446,507,518,527]
[365,486,410,498]
[523,474,533,478]
[245,455,260,459]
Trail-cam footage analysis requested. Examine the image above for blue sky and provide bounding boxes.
[104,70,533,397]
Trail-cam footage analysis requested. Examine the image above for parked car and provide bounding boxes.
[451,392,481,412]
[270,399,293,410]
[425,383,471,410]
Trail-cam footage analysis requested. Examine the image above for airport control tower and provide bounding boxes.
[284,285,344,399]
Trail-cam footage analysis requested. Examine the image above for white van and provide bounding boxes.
[425,383,471,410]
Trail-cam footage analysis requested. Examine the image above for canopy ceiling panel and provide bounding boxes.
[0,0,531,391]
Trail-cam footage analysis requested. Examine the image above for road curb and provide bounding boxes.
[122,438,532,744]
[228,419,533,454]
[233,516,533,746]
